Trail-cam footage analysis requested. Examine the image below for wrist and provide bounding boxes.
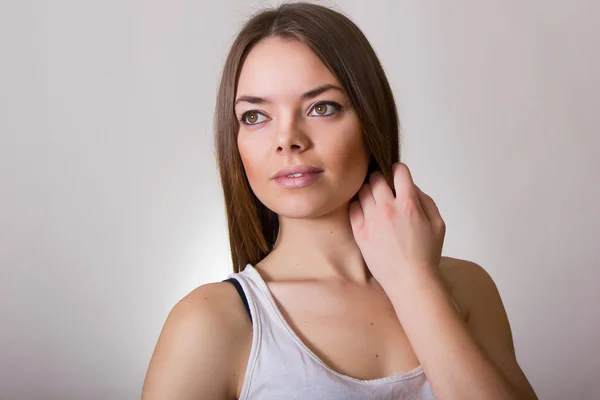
[382,266,445,304]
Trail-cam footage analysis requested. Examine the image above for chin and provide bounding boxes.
[265,194,352,219]
[268,200,326,219]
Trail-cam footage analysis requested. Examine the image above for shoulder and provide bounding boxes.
[438,256,498,320]
[439,256,513,350]
[175,281,252,328]
[439,256,493,284]
[142,281,252,400]
[438,257,539,398]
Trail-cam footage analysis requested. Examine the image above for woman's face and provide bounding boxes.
[235,36,370,218]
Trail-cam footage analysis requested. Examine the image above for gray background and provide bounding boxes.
[1,0,598,398]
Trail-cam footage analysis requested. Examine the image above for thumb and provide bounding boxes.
[348,200,364,232]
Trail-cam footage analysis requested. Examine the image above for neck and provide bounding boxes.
[262,202,372,284]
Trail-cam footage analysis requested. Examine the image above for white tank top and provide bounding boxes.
[226,263,443,399]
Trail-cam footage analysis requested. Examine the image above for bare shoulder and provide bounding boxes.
[438,256,496,320]
[142,282,252,400]
[439,255,491,282]
[439,257,539,398]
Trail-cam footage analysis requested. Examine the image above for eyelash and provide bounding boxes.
[238,101,344,126]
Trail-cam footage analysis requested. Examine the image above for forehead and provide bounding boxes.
[236,37,339,98]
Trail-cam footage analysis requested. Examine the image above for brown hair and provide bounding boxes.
[214,1,401,273]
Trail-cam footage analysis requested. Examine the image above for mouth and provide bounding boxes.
[273,165,324,179]
[273,171,323,189]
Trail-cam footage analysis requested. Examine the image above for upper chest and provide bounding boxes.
[233,259,471,398]
[264,278,421,380]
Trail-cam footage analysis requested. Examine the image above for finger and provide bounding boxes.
[368,171,394,204]
[393,162,424,213]
[348,200,364,231]
[357,183,375,218]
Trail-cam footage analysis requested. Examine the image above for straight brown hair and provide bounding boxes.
[214,1,401,273]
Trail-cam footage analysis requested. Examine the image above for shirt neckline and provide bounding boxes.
[243,263,426,385]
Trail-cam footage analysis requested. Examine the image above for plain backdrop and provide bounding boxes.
[1,0,598,398]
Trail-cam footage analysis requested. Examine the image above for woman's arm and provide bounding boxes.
[387,259,538,400]
[142,283,250,400]
[457,260,538,399]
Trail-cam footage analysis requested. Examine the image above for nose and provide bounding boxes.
[275,116,311,155]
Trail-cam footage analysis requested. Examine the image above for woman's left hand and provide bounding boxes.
[348,162,446,291]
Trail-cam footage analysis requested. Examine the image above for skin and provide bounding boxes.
[142,37,538,399]
[350,164,537,399]
[235,36,372,285]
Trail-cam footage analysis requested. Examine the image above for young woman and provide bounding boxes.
[143,2,538,399]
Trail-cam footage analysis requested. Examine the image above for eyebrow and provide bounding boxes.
[234,84,344,107]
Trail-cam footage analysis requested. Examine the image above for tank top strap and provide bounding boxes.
[226,264,271,320]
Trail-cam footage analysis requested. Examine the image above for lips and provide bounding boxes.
[273,165,323,179]
[273,170,323,189]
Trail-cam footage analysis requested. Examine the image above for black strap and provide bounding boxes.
[223,278,253,324]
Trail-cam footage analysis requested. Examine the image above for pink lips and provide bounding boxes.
[274,171,323,188]
[273,165,323,179]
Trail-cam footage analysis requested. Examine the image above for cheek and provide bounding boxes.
[326,129,368,170]
[238,147,253,177]
[238,140,263,187]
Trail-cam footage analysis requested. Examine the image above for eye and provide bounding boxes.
[309,101,343,117]
[239,101,343,126]
[240,111,268,126]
